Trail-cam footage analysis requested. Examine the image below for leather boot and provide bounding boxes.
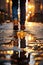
[13,20,18,30]
[20,25,25,30]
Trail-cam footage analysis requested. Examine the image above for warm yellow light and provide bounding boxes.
[25,20,28,26]
[26,3,35,16]
[28,5,32,9]
[4,51,6,54]
[16,52,18,54]
[17,31,26,39]
[26,16,28,20]
[28,35,32,41]
[28,4,34,10]
[40,4,43,10]
[28,34,34,41]
[26,13,30,21]
[29,11,31,14]
[28,22,33,27]
[7,50,13,55]
[6,0,9,3]
[10,1,12,5]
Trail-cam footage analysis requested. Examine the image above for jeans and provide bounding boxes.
[20,0,26,25]
[12,6,18,20]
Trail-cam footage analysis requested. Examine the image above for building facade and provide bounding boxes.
[34,0,41,13]
[0,0,12,16]
[0,0,6,10]
[30,0,43,14]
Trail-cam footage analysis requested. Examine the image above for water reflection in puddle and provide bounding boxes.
[25,22,43,42]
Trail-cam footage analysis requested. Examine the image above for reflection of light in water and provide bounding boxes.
[28,22,34,27]
[0,22,13,43]
[5,55,11,58]
[4,55,11,65]
[25,21,43,28]
[7,50,13,55]
[25,50,29,58]
[25,21,43,39]
[25,22,35,29]
[4,62,11,65]
[18,38,20,58]
[26,14,30,20]
[29,53,35,65]
[28,34,32,41]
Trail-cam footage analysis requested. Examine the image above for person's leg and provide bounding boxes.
[12,6,18,20]
[12,6,18,30]
[20,0,26,30]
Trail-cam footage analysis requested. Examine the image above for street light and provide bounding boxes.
[6,0,9,3]
[26,3,35,18]
[40,4,43,11]
[28,3,35,12]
